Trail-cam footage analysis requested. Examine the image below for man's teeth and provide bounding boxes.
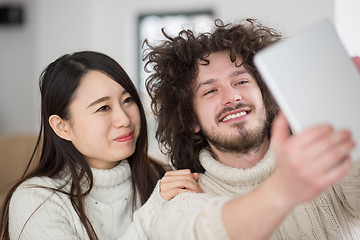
[222,111,247,122]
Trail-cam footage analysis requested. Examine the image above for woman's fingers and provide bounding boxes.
[160,169,204,200]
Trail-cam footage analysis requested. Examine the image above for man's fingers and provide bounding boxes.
[271,112,290,150]
[315,156,352,190]
[310,130,355,172]
[352,56,360,70]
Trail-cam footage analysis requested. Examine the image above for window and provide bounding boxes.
[137,11,214,161]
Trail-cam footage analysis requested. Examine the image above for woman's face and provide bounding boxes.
[62,70,141,169]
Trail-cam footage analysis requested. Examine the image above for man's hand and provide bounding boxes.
[353,56,360,70]
[270,112,354,206]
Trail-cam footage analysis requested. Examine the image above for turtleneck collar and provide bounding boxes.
[91,160,132,188]
[199,148,276,186]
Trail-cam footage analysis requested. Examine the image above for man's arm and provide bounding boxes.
[152,113,354,240]
[222,58,360,239]
[223,112,354,239]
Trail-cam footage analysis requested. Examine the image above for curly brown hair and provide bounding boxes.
[143,19,281,173]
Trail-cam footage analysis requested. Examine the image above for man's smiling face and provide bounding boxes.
[192,51,269,154]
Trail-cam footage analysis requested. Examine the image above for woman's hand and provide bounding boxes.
[160,169,204,201]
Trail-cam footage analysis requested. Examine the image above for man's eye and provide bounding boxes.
[204,89,217,96]
[235,80,247,86]
[96,105,110,112]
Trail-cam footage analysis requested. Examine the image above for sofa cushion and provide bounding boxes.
[0,134,37,204]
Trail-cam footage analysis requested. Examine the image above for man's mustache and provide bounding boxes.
[216,103,255,121]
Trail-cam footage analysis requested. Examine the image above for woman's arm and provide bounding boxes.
[120,169,204,239]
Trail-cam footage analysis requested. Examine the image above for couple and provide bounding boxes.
[2,18,359,239]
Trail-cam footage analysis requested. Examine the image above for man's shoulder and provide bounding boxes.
[162,191,225,217]
[169,192,213,208]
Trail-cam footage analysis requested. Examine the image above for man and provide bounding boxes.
[144,19,359,239]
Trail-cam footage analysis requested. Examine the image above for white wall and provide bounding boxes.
[335,0,360,56]
[0,0,338,134]
[0,1,37,134]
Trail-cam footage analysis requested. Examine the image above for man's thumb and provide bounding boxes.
[271,112,291,149]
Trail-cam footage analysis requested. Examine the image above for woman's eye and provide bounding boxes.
[96,105,110,112]
[123,96,134,104]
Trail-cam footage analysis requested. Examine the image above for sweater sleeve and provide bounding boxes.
[150,192,230,240]
[334,161,360,217]
[9,178,85,240]
[119,180,167,239]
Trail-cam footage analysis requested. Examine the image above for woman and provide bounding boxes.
[0,51,201,239]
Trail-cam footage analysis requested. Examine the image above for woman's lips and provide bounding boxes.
[114,132,134,142]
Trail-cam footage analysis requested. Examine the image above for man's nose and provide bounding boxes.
[221,86,242,106]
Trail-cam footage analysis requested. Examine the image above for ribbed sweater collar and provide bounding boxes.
[91,160,131,188]
[199,148,276,186]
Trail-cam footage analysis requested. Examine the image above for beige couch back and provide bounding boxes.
[0,135,37,205]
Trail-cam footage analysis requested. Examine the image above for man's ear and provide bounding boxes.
[193,124,201,133]
[49,115,72,141]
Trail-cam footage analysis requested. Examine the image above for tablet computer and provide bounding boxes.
[254,19,360,162]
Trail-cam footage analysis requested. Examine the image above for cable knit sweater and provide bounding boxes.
[9,160,165,239]
[151,149,360,240]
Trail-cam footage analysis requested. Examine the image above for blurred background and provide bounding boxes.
[0,0,359,161]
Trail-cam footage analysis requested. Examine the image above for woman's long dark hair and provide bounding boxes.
[0,51,165,240]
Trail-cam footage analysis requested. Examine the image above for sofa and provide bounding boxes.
[0,134,37,205]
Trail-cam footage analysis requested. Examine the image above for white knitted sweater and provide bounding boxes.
[9,160,165,240]
[151,149,360,240]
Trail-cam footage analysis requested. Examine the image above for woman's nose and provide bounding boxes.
[113,107,131,128]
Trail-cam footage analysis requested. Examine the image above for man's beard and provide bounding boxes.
[201,109,271,154]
